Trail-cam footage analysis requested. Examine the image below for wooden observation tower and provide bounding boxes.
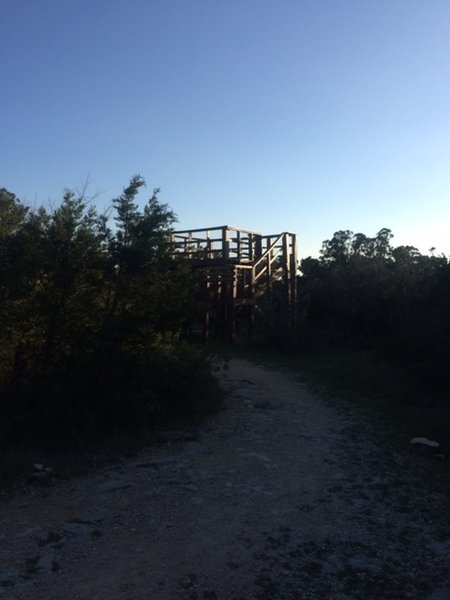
[169,226,297,340]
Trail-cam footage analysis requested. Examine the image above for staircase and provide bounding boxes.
[169,226,297,340]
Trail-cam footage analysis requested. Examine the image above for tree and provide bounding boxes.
[373,228,393,259]
[320,230,353,263]
[0,177,218,443]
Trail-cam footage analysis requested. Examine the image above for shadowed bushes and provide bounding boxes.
[257,228,450,400]
[0,340,221,447]
[0,179,221,453]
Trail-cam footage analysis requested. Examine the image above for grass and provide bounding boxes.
[2,338,447,490]
[0,344,224,491]
[0,408,218,492]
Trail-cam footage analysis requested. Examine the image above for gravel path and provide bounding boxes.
[1,358,449,599]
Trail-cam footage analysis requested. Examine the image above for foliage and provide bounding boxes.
[258,228,450,399]
[0,178,220,449]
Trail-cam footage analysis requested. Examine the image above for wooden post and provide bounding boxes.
[202,275,210,341]
[266,237,272,290]
[282,233,292,328]
[228,266,237,341]
[290,234,298,325]
[283,233,290,289]
[206,231,212,260]
[255,235,262,259]
[222,227,230,262]
[249,265,255,299]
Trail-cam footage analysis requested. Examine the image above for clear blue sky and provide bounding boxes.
[2,0,450,258]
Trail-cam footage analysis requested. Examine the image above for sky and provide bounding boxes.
[2,0,450,258]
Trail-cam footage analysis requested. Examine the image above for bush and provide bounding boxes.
[0,179,222,454]
[0,339,222,448]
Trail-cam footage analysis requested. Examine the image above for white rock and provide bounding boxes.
[242,451,271,463]
[35,551,55,575]
[87,480,132,495]
[63,523,94,541]
[0,568,19,586]
[136,457,178,467]
[410,437,440,448]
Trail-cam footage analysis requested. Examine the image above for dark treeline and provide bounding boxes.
[2,177,449,456]
[263,228,450,400]
[0,178,221,449]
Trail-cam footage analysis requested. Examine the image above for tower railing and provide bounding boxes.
[169,225,297,339]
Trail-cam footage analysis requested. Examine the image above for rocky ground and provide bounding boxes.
[0,358,449,599]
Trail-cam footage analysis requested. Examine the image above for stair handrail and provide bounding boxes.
[252,233,284,283]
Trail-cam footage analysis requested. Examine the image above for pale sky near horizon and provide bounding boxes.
[2,0,450,258]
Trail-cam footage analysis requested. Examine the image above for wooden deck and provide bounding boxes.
[169,226,297,340]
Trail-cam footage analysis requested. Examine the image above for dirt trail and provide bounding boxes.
[1,358,449,599]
